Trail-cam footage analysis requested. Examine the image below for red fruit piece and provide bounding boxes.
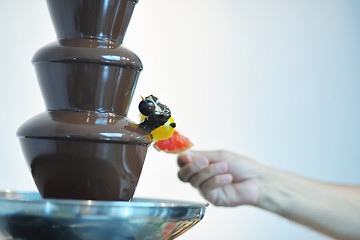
[153,130,193,153]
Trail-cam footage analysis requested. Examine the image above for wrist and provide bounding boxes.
[254,165,299,218]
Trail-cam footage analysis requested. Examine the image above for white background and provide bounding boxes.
[1,0,360,239]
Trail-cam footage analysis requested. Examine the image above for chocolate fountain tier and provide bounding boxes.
[19,138,147,201]
[17,111,149,144]
[33,41,142,115]
[33,40,143,69]
[47,0,138,45]
[0,191,208,240]
[17,111,149,201]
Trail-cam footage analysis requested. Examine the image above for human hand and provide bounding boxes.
[179,150,360,240]
[177,150,263,207]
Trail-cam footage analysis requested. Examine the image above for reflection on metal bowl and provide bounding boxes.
[0,191,208,240]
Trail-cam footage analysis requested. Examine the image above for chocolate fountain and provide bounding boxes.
[17,0,149,202]
[0,0,207,239]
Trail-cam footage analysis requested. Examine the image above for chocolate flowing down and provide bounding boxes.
[17,0,149,201]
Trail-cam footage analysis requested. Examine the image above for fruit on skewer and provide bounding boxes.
[138,95,193,153]
[138,95,176,141]
[153,130,193,153]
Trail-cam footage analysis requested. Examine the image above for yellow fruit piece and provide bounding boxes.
[140,114,146,122]
[151,117,175,141]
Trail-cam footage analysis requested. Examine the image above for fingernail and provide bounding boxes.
[216,163,226,173]
[223,174,232,184]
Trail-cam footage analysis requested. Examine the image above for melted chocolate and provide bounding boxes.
[17,0,148,201]
[20,138,147,201]
[138,95,173,133]
[47,0,138,45]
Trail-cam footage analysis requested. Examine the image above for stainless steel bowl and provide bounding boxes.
[0,190,208,240]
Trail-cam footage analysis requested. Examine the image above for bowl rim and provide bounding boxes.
[0,190,209,209]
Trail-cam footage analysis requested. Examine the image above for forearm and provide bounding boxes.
[255,166,360,240]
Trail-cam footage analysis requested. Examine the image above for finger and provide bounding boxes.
[177,152,192,167]
[189,162,228,188]
[189,150,226,164]
[178,156,209,182]
[178,150,224,166]
[199,173,233,193]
